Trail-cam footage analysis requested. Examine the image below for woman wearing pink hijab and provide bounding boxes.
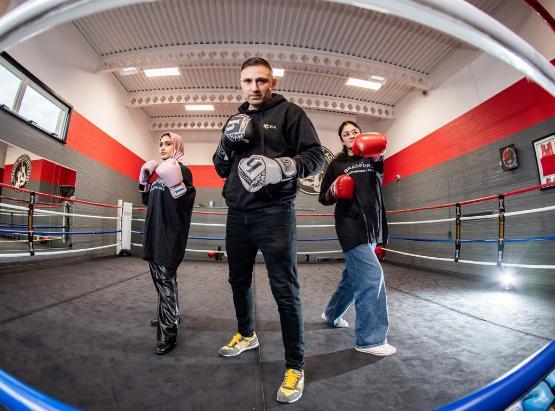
[138,132,196,355]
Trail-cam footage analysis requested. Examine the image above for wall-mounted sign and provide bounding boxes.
[11,154,32,188]
[499,144,518,171]
[298,146,334,195]
[533,133,555,188]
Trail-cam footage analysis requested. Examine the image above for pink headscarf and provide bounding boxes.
[160,132,185,164]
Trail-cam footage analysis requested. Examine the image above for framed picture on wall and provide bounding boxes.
[533,133,555,188]
[499,144,518,171]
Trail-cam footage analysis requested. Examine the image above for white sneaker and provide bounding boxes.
[355,343,396,356]
[321,312,349,328]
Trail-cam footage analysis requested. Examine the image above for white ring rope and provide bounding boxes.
[0,202,120,220]
[133,218,335,228]
[383,248,555,269]
[2,232,63,239]
[0,243,118,258]
[388,204,555,225]
[131,242,343,256]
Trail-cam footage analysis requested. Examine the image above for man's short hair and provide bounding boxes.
[240,57,272,72]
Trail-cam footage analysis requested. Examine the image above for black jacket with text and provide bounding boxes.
[318,154,388,252]
[141,163,196,271]
[213,93,324,210]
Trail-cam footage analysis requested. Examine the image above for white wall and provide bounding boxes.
[7,22,153,160]
[5,144,43,163]
[379,0,555,157]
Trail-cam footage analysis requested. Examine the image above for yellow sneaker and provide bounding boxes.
[218,332,259,357]
[277,368,304,403]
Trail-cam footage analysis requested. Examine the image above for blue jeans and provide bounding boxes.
[324,243,390,348]
[226,202,304,370]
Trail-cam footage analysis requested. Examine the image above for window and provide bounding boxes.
[0,63,21,109]
[0,54,71,143]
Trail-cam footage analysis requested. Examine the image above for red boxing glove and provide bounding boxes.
[328,174,355,201]
[352,133,387,158]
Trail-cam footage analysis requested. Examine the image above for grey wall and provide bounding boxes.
[0,110,143,261]
[382,118,555,287]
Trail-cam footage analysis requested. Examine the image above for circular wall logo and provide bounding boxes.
[298,146,335,195]
[11,154,32,188]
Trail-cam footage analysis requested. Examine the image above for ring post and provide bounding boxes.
[497,194,506,268]
[27,192,35,256]
[117,200,132,256]
[454,203,461,262]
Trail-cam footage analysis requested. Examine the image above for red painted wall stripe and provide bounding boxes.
[65,111,225,188]
[383,78,555,185]
[188,165,225,188]
[66,111,144,181]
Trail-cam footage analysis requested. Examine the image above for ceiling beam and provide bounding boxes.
[150,117,228,131]
[129,90,395,121]
[97,44,431,91]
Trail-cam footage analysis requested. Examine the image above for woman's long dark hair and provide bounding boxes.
[336,120,361,160]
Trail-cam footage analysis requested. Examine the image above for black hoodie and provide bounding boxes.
[213,93,324,210]
[318,153,388,252]
[141,163,196,271]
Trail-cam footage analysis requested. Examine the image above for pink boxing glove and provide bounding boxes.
[156,159,187,198]
[138,160,158,192]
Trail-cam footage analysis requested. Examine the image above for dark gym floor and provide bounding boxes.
[0,256,553,410]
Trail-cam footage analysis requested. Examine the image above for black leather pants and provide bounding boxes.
[149,262,179,343]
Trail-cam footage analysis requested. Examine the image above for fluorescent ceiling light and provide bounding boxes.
[119,67,138,75]
[185,104,214,111]
[346,77,384,90]
[144,67,180,77]
[273,68,285,77]
[370,75,385,81]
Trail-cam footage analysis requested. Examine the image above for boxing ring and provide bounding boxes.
[1,0,555,409]
[0,176,553,409]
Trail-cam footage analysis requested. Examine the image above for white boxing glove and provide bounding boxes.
[238,155,296,193]
[156,159,187,198]
[138,160,158,192]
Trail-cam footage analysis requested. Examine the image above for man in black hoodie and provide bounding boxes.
[213,57,324,404]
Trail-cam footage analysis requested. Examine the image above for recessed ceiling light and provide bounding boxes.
[185,104,214,111]
[370,75,385,81]
[144,67,180,77]
[273,68,285,77]
[119,67,138,75]
[346,77,383,90]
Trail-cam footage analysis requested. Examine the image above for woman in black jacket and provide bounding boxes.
[139,132,196,355]
[318,121,395,356]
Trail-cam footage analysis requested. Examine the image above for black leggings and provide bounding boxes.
[149,262,179,343]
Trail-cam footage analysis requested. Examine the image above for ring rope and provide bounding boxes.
[0,203,120,220]
[389,204,555,225]
[389,235,555,243]
[0,229,120,235]
[388,181,555,214]
[131,242,343,256]
[0,243,118,258]
[0,183,120,208]
[383,248,555,269]
[0,224,67,229]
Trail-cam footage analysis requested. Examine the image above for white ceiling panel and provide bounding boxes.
[73,0,507,128]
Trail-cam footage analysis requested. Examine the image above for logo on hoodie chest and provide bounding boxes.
[263,123,277,130]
